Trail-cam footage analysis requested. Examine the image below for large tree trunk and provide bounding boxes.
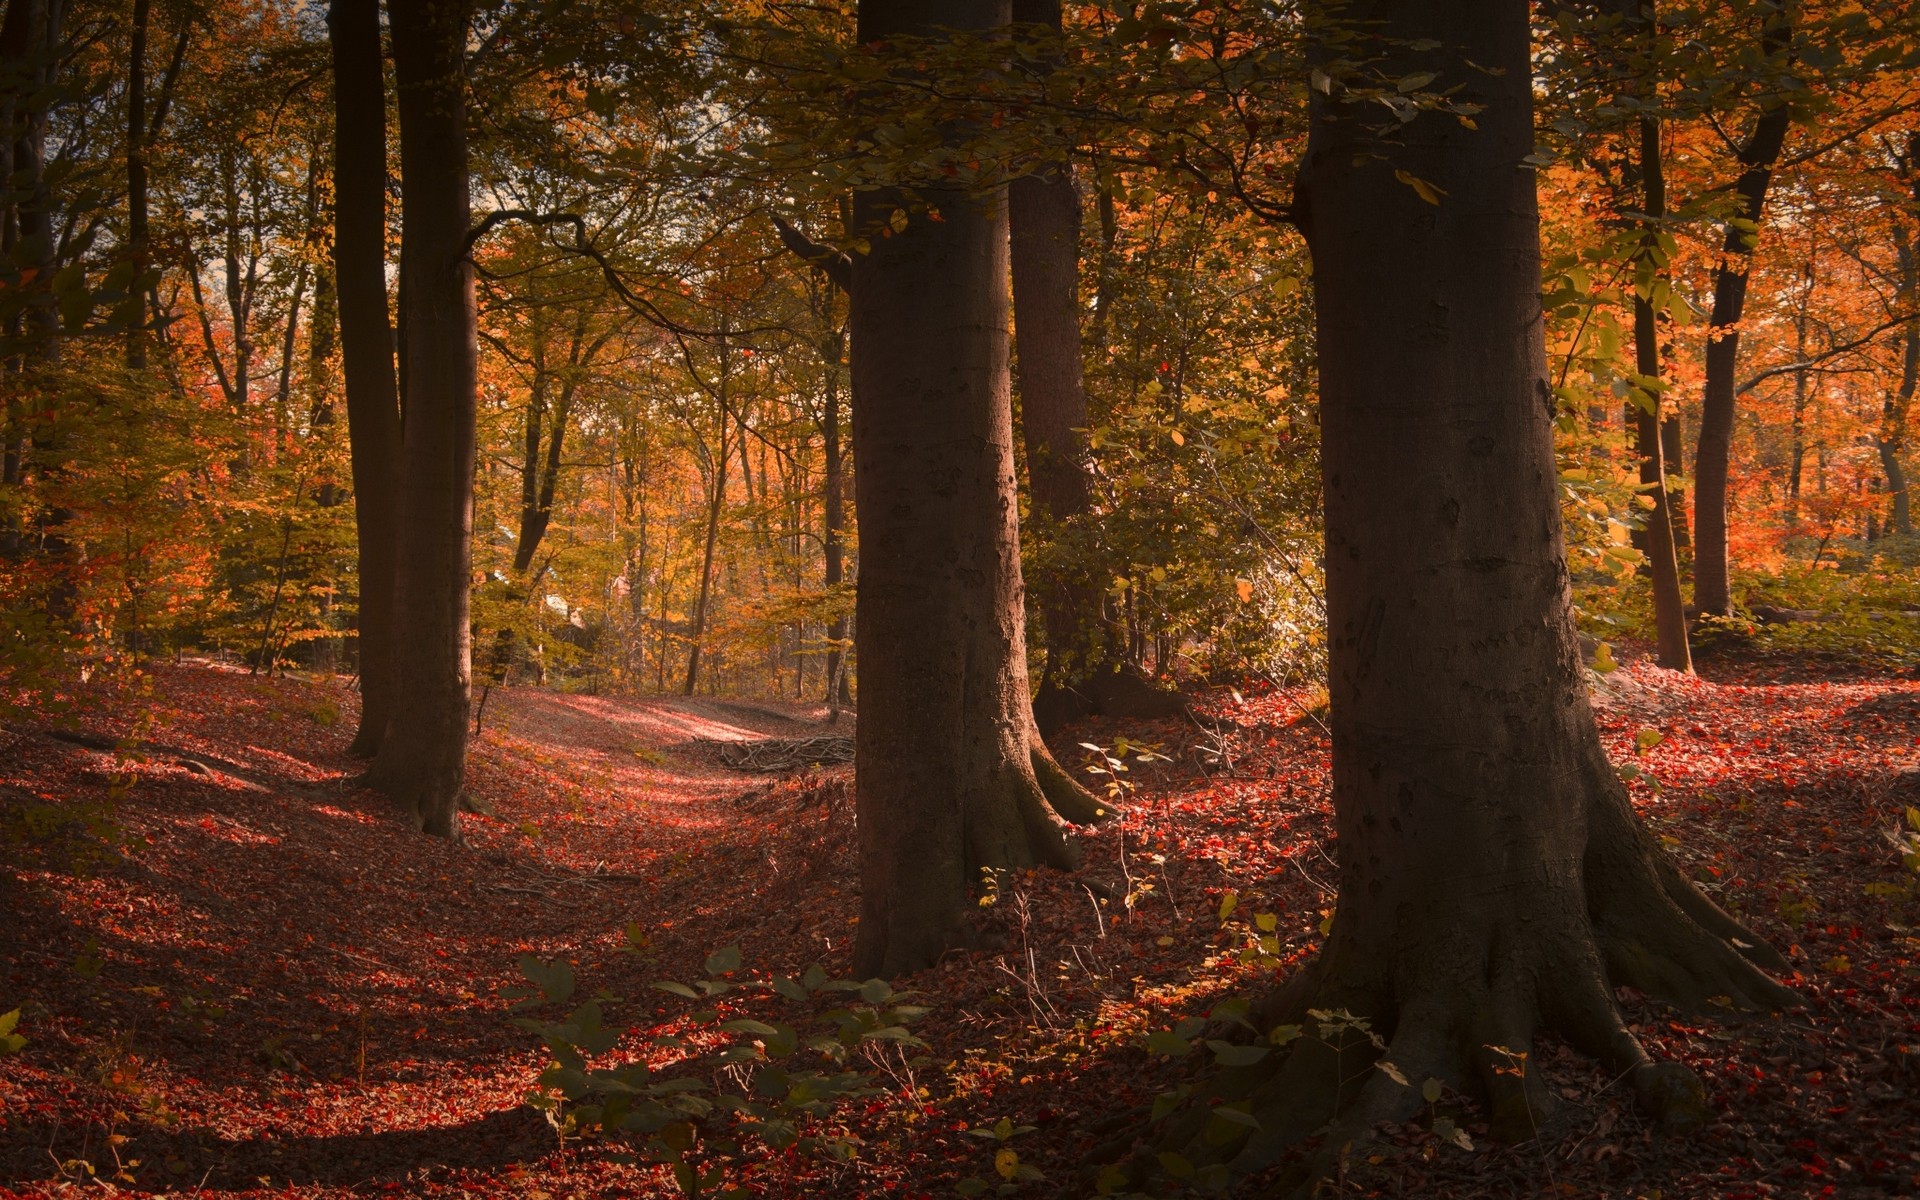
[1152,0,1794,1180]
[366,0,477,839]
[327,0,404,758]
[1690,5,1795,617]
[850,0,1105,981]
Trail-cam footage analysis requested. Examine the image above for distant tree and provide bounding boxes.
[1009,0,1184,733]
[1691,2,1796,617]
[327,0,403,757]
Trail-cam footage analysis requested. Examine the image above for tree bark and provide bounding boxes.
[850,0,1105,981]
[682,346,728,697]
[124,0,150,370]
[1009,0,1184,734]
[1155,1,1793,1180]
[1879,142,1917,537]
[1691,5,1795,616]
[1622,21,1691,674]
[328,0,404,758]
[819,329,853,707]
[366,0,478,839]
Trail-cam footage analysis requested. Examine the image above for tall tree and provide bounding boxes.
[1009,0,1184,733]
[1180,0,1794,1175]
[366,0,478,838]
[1623,0,1692,672]
[327,0,404,757]
[1691,2,1796,617]
[850,0,1105,980]
[1879,133,1918,537]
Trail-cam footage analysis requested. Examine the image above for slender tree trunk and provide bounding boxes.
[1880,150,1918,536]
[1662,411,1689,547]
[125,0,150,370]
[1009,0,1181,734]
[1187,2,1793,1179]
[850,0,1106,981]
[683,333,730,697]
[819,330,853,706]
[1691,5,1795,616]
[1627,85,1692,672]
[328,0,404,758]
[368,0,478,839]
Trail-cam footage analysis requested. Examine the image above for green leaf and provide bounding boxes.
[1422,1077,1443,1104]
[1209,1104,1261,1129]
[1206,1040,1270,1067]
[1146,1029,1193,1058]
[519,955,576,1004]
[1217,891,1238,920]
[1157,1151,1196,1180]
[1635,729,1665,754]
[1433,1116,1473,1150]
[705,945,742,975]
[652,981,700,999]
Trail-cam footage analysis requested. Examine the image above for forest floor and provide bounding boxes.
[1,650,1917,1199]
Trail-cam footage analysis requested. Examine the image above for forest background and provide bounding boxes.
[0,0,1917,713]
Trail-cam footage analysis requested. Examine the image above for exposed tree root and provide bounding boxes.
[1106,773,1800,1197]
[1030,735,1114,825]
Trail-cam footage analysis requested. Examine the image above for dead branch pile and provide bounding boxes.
[697,735,854,773]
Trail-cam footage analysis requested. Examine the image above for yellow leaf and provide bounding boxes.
[995,1149,1020,1181]
[1170,428,1185,446]
[1393,169,1447,205]
[1235,578,1254,604]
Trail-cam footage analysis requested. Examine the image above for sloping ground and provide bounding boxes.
[0,656,1916,1198]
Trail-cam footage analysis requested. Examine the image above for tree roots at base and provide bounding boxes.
[1098,801,1799,1197]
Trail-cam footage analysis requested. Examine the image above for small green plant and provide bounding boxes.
[510,946,929,1198]
[1079,738,1169,809]
[1870,807,1920,902]
[955,1116,1045,1195]
[307,699,340,727]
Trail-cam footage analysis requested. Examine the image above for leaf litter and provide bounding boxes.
[0,649,1915,1197]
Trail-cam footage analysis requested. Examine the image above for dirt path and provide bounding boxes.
[0,665,858,1195]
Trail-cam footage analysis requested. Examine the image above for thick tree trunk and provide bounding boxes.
[367,0,477,839]
[1691,6,1795,616]
[1146,1,1794,1181]
[328,0,404,758]
[850,0,1105,981]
